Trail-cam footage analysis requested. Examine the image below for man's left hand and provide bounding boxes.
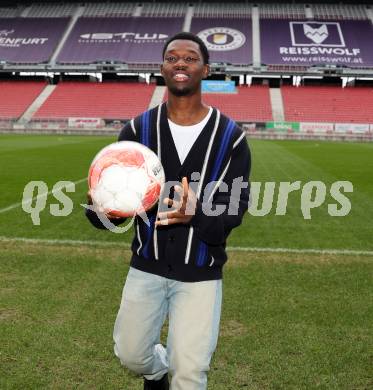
[156,177,197,226]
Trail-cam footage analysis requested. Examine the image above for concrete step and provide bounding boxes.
[18,84,57,123]
[148,86,166,109]
[269,88,285,122]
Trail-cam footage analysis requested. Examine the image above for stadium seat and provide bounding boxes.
[83,2,134,17]
[141,3,186,17]
[193,3,251,18]
[201,85,273,122]
[0,81,47,119]
[25,3,76,17]
[281,86,373,123]
[33,82,156,120]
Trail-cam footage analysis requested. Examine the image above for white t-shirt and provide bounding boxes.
[168,107,213,164]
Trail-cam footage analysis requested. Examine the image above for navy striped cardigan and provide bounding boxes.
[86,103,251,282]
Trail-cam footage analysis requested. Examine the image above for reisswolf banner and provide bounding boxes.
[0,17,68,63]
[260,19,373,67]
[191,17,252,65]
[57,17,183,64]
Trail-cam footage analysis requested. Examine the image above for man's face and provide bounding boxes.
[161,39,209,97]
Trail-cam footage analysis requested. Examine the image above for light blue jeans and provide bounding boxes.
[113,267,222,390]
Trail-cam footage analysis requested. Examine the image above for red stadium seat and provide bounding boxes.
[282,86,373,123]
[33,82,156,120]
[0,81,47,119]
[201,85,273,122]
[164,85,272,122]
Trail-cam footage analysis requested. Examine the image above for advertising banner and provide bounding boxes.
[0,17,68,63]
[260,19,373,67]
[202,80,236,93]
[242,123,256,133]
[191,17,252,64]
[266,121,300,132]
[335,123,369,133]
[68,118,104,128]
[300,122,334,133]
[57,17,183,64]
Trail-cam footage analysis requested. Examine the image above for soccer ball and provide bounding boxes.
[88,141,165,217]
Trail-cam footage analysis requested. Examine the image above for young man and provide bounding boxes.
[86,32,251,390]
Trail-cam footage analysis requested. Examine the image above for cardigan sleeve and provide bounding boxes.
[190,133,251,245]
[85,120,137,229]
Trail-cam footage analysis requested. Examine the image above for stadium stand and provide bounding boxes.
[33,82,156,120]
[141,3,187,17]
[201,85,273,122]
[0,81,46,119]
[0,2,372,67]
[281,86,373,123]
[24,3,77,17]
[312,4,368,20]
[0,5,23,17]
[193,3,251,18]
[162,84,272,122]
[82,2,135,17]
[0,1,371,139]
[259,3,306,19]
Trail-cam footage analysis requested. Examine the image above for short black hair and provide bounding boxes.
[162,32,210,65]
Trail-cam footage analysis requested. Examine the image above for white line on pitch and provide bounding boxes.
[0,236,131,249]
[0,236,372,256]
[0,178,86,214]
[225,246,373,256]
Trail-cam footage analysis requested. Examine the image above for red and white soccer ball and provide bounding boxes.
[88,141,165,217]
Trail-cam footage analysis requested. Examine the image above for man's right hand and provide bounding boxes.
[87,190,123,221]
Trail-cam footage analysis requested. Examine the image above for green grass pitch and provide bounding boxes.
[1,134,372,389]
[1,134,372,250]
